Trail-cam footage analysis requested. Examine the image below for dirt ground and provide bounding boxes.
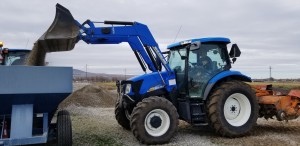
[62,83,300,146]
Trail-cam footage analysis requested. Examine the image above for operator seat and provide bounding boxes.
[211,61,218,71]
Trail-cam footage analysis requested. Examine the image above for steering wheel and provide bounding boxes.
[193,64,210,75]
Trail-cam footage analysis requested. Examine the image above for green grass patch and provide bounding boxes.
[95,82,118,90]
[72,115,124,146]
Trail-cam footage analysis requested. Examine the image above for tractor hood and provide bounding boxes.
[127,71,176,95]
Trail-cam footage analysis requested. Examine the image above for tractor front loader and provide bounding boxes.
[38,3,260,144]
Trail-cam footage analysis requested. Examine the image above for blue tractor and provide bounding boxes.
[40,4,258,144]
[0,42,31,66]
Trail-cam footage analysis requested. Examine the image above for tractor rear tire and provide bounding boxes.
[57,110,72,146]
[115,98,131,130]
[130,96,178,144]
[206,80,258,137]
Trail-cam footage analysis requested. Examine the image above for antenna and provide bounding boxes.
[173,25,182,43]
[25,39,29,48]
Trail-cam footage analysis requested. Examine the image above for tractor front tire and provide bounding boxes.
[115,97,131,130]
[57,110,72,146]
[130,97,178,144]
[206,80,258,137]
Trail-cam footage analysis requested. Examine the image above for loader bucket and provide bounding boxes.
[38,3,80,52]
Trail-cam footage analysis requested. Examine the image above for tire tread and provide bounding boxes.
[130,97,178,144]
[206,81,258,137]
[57,110,72,146]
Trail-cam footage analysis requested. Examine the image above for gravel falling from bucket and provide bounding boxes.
[26,42,46,66]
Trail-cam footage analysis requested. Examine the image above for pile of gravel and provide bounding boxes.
[59,84,118,109]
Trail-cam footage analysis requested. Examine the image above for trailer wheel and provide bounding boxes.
[57,110,72,146]
[115,98,131,130]
[130,96,178,144]
[276,110,286,121]
[206,80,258,137]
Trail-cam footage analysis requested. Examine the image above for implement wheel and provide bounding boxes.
[130,96,178,144]
[206,80,258,137]
[115,97,131,130]
[57,110,72,146]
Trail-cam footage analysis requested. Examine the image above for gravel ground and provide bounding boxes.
[65,105,300,146]
[65,83,300,146]
[73,82,91,91]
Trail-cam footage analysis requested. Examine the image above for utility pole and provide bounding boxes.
[124,68,127,80]
[269,66,272,81]
[86,64,88,81]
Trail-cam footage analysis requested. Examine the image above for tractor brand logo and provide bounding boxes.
[169,79,176,86]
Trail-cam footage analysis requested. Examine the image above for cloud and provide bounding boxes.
[0,0,299,78]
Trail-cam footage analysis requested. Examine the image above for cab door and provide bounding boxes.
[188,43,229,98]
[168,48,187,94]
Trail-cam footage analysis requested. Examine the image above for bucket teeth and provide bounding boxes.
[38,3,80,52]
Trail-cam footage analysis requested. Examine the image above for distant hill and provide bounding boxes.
[73,69,134,81]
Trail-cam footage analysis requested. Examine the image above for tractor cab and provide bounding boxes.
[3,49,31,65]
[0,41,31,66]
[167,38,240,98]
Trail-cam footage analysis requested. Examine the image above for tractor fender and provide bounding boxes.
[203,70,252,100]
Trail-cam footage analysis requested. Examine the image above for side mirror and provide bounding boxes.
[232,58,237,64]
[190,41,201,51]
[229,44,241,58]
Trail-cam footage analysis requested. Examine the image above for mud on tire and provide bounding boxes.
[130,96,178,144]
[206,80,258,137]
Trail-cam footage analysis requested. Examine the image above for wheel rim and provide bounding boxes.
[145,109,170,137]
[224,93,251,127]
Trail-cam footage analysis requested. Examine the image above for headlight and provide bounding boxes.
[124,84,131,94]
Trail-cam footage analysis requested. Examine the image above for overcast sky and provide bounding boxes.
[1,0,300,79]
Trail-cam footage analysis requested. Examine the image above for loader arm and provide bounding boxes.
[39,4,171,74]
[77,19,172,73]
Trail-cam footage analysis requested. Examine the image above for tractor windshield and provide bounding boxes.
[168,43,230,98]
[169,48,187,72]
[4,50,30,65]
[168,47,187,94]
